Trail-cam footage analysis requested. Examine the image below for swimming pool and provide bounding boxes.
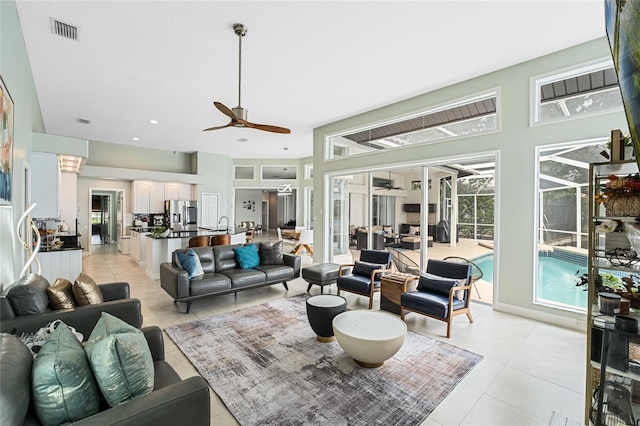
[472,253,588,309]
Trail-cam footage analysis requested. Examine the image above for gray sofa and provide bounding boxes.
[1,327,210,426]
[0,274,143,338]
[160,243,301,313]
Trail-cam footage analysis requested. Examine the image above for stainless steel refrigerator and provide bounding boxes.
[165,200,198,231]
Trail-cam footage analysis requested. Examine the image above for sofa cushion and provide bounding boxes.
[73,272,104,305]
[176,249,204,279]
[7,275,51,316]
[47,278,77,309]
[222,269,267,288]
[32,322,101,425]
[0,333,33,426]
[85,313,154,407]
[233,245,260,269]
[259,240,284,265]
[254,264,294,281]
[213,244,241,272]
[189,273,232,296]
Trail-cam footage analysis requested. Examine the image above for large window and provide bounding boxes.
[326,91,499,160]
[534,140,609,312]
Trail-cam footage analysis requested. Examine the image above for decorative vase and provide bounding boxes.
[605,194,640,217]
[159,229,171,238]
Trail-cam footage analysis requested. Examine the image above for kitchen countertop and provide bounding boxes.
[145,230,212,239]
[38,246,83,252]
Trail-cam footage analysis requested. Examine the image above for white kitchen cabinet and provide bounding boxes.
[149,182,164,213]
[130,231,141,262]
[164,182,180,201]
[165,182,192,201]
[31,152,61,218]
[179,183,192,200]
[134,180,171,214]
[133,181,151,214]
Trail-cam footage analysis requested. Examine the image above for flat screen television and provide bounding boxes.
[605,0,640,172]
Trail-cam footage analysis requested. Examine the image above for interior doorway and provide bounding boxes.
[91,194,111,245]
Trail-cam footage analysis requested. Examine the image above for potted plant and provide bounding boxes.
[152,220,172,238]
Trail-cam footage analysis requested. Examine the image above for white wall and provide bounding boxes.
[313,37,629,323]
[235,189,263,226]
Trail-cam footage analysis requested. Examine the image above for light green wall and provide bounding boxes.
[313,37,629,323]
[0,0,45,288]
[88,140,193,174]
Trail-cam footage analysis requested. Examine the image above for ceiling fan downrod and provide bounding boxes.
[233,23,247,122]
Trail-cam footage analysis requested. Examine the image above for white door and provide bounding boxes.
[201,193,220,228]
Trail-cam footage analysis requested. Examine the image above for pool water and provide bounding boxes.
[472,254,588,309]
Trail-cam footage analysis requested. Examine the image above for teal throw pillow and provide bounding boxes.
[85,313,154,407]
[176,248,204,278]
[32,323,100,425]
[233,244,260,269]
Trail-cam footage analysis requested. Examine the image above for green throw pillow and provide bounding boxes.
[233,244,260,269]
[176,248,204,278]
[0,334,33,426]
[85,313,154,407]
[32,323,100,425]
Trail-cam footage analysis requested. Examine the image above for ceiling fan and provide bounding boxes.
[203,23,291,134]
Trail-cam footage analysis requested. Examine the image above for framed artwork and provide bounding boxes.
[0,75,14,206]
[411,180,421,190]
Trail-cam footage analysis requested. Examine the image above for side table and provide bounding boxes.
[380,274,418,315]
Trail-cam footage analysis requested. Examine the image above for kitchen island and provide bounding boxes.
[36,246,83,284]
[144,228,247,279]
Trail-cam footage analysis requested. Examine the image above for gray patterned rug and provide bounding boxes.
[164,294,482,425]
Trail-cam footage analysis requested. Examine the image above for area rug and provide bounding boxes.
[164,294,482,425]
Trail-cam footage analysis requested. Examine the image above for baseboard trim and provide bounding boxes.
[492,301,587,332]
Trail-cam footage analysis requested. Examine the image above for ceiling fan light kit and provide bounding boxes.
[204,23,291,134]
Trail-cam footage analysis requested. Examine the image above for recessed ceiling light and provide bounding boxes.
[149,120,158,124]
[132,137,140,141]
[237,138,248,143]
[283,147,289,150]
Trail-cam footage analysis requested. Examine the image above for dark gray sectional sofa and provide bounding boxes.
[159,243,301,313]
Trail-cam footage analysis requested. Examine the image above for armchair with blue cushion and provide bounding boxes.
[400,259,473,338]
[337,249,393,309]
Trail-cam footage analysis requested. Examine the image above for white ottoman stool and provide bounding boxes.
[332,310,407,368]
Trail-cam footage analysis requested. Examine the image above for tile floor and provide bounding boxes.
[85,238,586,426]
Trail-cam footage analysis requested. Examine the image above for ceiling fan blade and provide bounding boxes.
[214,102,238,120]
[203,121,233,131]
[244,121,291,134]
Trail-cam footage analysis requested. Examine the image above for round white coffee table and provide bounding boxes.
[332,310,407,368]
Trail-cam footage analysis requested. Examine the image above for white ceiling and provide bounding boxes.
[15,0,606,160]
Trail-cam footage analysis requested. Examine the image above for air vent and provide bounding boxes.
[76,118,90,125]
[50,18,78,41]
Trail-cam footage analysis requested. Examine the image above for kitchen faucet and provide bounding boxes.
[218,216,229,233]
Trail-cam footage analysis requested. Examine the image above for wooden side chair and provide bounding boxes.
[400,259,472,338]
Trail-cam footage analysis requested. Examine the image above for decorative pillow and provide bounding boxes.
[383,226,393,234]
[259,240,284,265]
[417,274,461,298]
[0,333,33,426]
[409,226,420,235]
[176,248,204,279]
[32,323,100,425]
[352,261,384,280]
[233,244,260,269]
[6,278,51,316]
[422,272,467,301]
[47,278,77,309]
[72,273,103,305]
[85,313,154,407]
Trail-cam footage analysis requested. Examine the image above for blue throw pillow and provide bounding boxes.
[233,245,260,269]
[176,249,204,279]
